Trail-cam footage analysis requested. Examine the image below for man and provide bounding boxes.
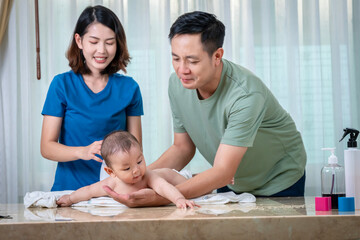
[104,11,306,207]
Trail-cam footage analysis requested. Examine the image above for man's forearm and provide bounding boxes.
[176,167,232,199]
[149,132,196,170]
[148,144,193,170]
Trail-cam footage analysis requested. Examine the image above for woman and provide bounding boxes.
[41,5,143,191]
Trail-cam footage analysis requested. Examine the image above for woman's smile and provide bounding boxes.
[94,56,107,64]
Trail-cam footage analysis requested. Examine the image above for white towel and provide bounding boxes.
[24,191,73,208]
[23,191,124,208]
[24,191,256,208]
[191,192,256,205]
[173,169,193,179]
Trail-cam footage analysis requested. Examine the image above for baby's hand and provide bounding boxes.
[56,194,73,207]
[175,198,199,209]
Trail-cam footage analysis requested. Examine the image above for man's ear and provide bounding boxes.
[213,48,224,65]
[104,167,115,178]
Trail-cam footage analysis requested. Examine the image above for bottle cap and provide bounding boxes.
[339,128,359,148]
[338,197,355,212]
[315,197,332,211]
[321,148,338,164]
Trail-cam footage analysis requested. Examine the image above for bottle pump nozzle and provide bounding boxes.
[339,128,359,148]
[321,148,338,164]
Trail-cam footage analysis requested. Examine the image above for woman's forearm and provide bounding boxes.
[41,140,102,163]
[41,141,84,162]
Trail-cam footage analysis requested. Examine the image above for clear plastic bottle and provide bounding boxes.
[321,148,345,209]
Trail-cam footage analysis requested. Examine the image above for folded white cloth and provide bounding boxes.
[191,192,256,205]
[72,196,126,207]
[24,191,125,208]
[24,191,73,208]
[173,169,193,179]
[24,191,256,208]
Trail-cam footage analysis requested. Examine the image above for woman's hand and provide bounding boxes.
[79,140,103,162]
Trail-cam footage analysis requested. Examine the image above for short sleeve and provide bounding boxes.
[41,75,66,117]
[168,75,186,133]
[169,98,186,133]
[125,84,144,116]
[221,92,266,147]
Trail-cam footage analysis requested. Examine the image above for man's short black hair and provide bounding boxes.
[168,11,225,56]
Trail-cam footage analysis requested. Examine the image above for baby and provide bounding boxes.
[57,130,197,209]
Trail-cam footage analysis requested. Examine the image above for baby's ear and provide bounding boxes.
[104,167,115,178]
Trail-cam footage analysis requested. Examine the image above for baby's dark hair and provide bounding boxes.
[101,130,141,168]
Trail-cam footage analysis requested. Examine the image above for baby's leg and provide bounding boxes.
[153,168,189,185]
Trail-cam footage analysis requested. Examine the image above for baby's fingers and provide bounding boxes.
[190,201,200,208]
[184,200,197,209]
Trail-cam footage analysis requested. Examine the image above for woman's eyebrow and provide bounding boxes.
[89,36,116,41]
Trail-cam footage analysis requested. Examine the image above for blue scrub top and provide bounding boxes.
[42,71,143,191]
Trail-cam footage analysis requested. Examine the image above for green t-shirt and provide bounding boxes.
[168,59,306,196]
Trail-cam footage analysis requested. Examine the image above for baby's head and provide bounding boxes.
[101,130,146,183]
[101,130,141,167]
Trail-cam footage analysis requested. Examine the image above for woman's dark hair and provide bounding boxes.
[101,130,141,168]
[168,11,225,56]
[66,5,130,75]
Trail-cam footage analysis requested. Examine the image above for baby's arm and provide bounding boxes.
[56,177,115,207]
[146,170,198,209]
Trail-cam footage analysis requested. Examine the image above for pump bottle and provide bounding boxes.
[321,148,345,209]
[339,128,360,209]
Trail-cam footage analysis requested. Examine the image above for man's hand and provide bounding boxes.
[102,185,164,207]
